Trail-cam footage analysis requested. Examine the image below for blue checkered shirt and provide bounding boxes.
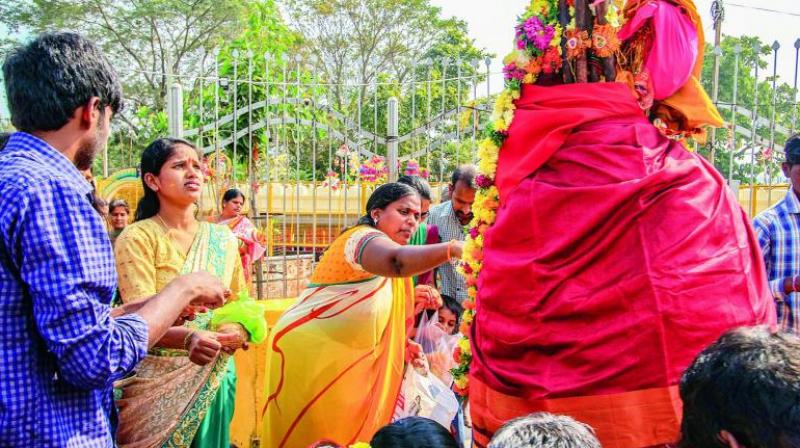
[427,201,468,302]
[0,133,149,447]
[754,188,800,333]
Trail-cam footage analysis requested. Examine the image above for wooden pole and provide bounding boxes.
[559,0,575,84]
[574,0,590,83]
[595,0,617,82]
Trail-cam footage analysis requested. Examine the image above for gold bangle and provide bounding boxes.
[446,239,457,260]
[183,330,196,351]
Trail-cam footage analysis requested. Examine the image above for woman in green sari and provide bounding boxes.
[114,138,251,448]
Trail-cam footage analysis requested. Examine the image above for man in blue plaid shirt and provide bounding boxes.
[754,136,800,333]
[0,33,227,447]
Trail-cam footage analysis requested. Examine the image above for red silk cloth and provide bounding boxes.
[472,83,775,443]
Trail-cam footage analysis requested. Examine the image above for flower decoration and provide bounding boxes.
[592,24,621,58]
[358,155,388,184]
[323,170,341,191]
[403,159,430,179]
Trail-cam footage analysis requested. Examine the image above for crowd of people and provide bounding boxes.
[4,18,800,448]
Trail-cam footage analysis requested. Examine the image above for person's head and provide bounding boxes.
[679,326,800,448]
[438,295,463,335]
[371,417,458,448]
[440,184,451,203]
[221,188,246,219]
[783,135,800,197]
[94,196,109,219]
[488,413,601,448]
[108,199,130,231]
[449,165,477,225]
[135,137,203,221]
[398,175,432,222]
[306,441,342,448]
[3,32,122,170]
[357,183,421,245]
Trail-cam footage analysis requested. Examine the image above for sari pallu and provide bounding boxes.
[220,215,266,281]
[115,222,243,448]
[261,226,413,447]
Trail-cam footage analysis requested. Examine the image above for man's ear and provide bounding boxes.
[78,97,102,130]
[719,430,743,448]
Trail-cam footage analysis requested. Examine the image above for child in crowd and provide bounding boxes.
[437,295,463,335]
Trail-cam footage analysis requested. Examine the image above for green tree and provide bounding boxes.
[1,0,248,122]
[701,35,799,184]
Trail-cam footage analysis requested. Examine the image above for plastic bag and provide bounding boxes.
[392,366,459,429]
[209,292,269,343]
[415,311,459,385]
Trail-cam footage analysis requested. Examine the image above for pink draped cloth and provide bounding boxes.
[472,82,775,403]
[618,1,699,100]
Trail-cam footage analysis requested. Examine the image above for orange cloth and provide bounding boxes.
[470,377,682,448]
[261,226,413,447]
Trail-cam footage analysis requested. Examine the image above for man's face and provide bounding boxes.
[75,105,112,171]
[449,180,476,226]
[783,162,800,198]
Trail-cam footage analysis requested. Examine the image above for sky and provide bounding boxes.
[430,0,800,95]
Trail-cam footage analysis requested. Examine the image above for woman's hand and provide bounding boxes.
[186,330,222,366]
[414,285,442,314]
[448,240,464,260]
[405,340,429,373]
[215,323,250,353]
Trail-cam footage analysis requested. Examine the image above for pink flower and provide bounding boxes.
[475,175,494,188]
[503,63,525,81]
[522,16,555,51]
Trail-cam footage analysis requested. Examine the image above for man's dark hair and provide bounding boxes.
[371,417,457,448]
[488,413,601,448]
[785,135,800,166]
[679,326,800,448]
[398,175,432,201]
[0,132,10,150]
[451,164,477,189]
[3,32,123,133]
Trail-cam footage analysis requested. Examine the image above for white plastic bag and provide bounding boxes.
[415,311,459,385]
[392,366,459,428]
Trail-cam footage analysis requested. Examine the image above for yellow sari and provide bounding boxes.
[114,219,247,447]
[261,226,413,447]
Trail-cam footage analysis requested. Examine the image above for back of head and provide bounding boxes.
[370,417,457,448]
[3,32,122,133]
[680,326,800,448]
[398,175,432,201]
[488,413,601,448]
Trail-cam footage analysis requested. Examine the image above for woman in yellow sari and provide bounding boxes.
[262,182,463,447]
[114,138,252,448]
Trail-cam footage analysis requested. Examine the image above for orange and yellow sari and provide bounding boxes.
[261,226,413,447]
